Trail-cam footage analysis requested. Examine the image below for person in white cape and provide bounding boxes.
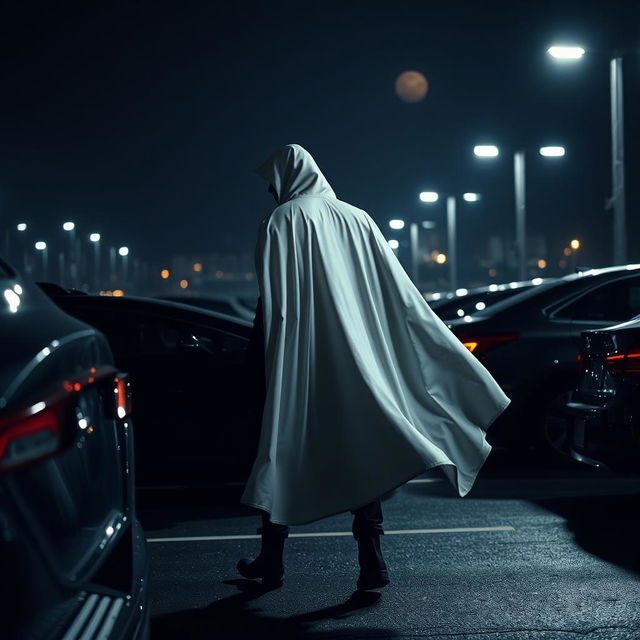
[237,144,510,591]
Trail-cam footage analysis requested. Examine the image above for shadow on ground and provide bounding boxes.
[150,583,398,639]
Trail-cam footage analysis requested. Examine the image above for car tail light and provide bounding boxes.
[0,399,71,472]
[0,367,130,473]
[604,349,640,376]
[455,333,519,360]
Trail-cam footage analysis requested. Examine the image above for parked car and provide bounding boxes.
[446,265,640,456]
[564,314,640,471]
[428,279,557,320]
[0,261,149,639]
[44,290,254,487]
[157,293,257,322]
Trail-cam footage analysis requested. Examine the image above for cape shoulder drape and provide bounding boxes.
[241,145,510,525]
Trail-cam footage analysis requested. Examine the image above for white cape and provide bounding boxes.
[241,144,510,525]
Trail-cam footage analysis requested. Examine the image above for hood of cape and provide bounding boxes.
[256,144,336,204]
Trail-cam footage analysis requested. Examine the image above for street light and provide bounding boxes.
[421,191,480,290]
[389,219,405,230]
[34,241,48,280]
[388,239,399,250]
[419,191,439,203]
[547,44,625,264]
[62,221,76,287]
[473,145,499,158]
[16,223,27,232]
[89,233,101,291]
[118,246,129,285]
[547,45,585,60]
[474,143,565,280]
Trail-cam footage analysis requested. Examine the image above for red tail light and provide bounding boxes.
[455,333,519,360]
[604,351,640,376]
[0,367,131,473]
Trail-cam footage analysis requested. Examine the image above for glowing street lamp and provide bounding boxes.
[547,45,585,60]
[118,246,129,283]
[16,223,27,232]
[89,233,101,291]
[34,241,48,280]
[539,146,566,157]
[419,191,439,203]
[570,238,580,250]
[389,219,405,230]
[388,239,399,250]
[547,43,625,264]
[473,145,499,158]
[462,193,481,202]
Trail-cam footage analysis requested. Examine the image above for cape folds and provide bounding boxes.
[241,144,510,525]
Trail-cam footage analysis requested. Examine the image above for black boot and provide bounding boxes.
[356,534,390,591]
[237,526,287,589]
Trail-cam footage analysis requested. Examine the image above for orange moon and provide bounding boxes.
[395,71,429,103]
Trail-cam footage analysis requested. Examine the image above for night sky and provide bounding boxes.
[1,0,639,283]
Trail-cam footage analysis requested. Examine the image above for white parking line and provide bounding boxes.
[147,525,514,543]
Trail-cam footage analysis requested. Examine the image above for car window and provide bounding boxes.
[554,277,640,322]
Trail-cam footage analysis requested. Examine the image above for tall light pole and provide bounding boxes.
[34,241,48,280]
[16,223,28,274]
[420,191,480,290]
[474,144,564,280]
[118,246,129,286]
[89,233,101,291]
[547,44,625,264]
[63,221,76,287]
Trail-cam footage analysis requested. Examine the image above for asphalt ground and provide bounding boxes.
[139,452,640,640]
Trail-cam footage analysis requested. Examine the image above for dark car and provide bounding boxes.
[564,315,640,471]
[0,262,149,639]
[45,291,254,487]
[428,279,556,321]
[446,265,640,456]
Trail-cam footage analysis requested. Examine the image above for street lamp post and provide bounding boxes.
[16,223,28,274]
[474,144,564,280]
[89,233,101,291]
[548,45,626,264]
[118,246,129,287]
[63,221,76,287]
[35,241,48,280]
[419,191,480,290]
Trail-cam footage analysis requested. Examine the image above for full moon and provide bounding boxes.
[395,71,429,103]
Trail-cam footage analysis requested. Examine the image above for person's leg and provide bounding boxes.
[237,510,289,589]
[350,499,389,590]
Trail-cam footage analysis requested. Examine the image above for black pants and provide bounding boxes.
[247,298,385,539]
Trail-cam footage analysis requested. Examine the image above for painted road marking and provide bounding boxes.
[147,526,514,543]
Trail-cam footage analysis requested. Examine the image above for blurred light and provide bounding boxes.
[537,259,547,269]
[488,268,497,277]
[489,284,499,292]
[455,288,468,296]
[16,223,27,232]
[180,279,189,289]
[160,269,170,279]
[539,146,565,157]
[118,246,129,257]
[14,285,22,295]
[431,293,442,301]
[419,191,439,203]
[421,221,436,229]
[463,315,473,323]
[112,289,124,297]
[435,252,447,265]
[78,418,88,430]
[474,145,499,158]
[4,289,20,313]
[389,219,405,230]
[532,277,544,285]
[457,309,465,317]
[62,221,75,231]
[463,193,481,202]
[388,239,400,250]
[89,233,101,242]
[509,282,518,289]
[215,270,224,279]
[193,262,203,272]
[245,272,254,280]
[547,45,585,60]
[475,302,486,311]
[570,238,580,250]
[563,247,572,256]
[35,241,47,250]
